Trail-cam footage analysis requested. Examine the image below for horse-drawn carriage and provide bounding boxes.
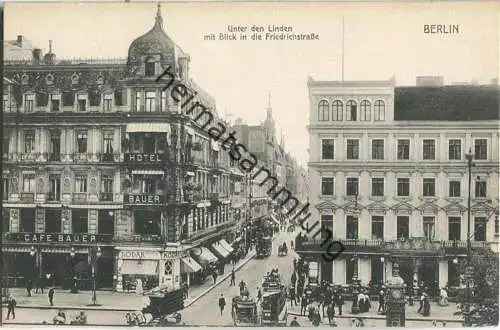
[125,288,185,327]
[277,243,288,256]
[256,236,272,258]
[231,296,259,326]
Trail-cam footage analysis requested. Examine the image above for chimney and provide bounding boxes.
[33,48,42,62]
[17,35,24,46]
[44,40,56,65]
[490,78,498,85]
[416,76,444,87]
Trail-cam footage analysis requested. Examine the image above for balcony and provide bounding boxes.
[47,192,61,202]
[100,153,120,163]
[124,194,164,205]
[20,192,35,202]
[72,192,87,203]
[73,153,90,163]
[48,153,61,162]
[100,192,114,202]
[443,240,489,255]
[124,153,165,165]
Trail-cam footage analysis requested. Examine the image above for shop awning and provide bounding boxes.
[211,242,230,259]
[180,257,202,273]
[218,239,234,254]
[126,123,171,133]
[120,260,159,275]
[193,247,218,265]
[270,214,280,225]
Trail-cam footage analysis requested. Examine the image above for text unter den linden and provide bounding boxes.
[204,25,320,41]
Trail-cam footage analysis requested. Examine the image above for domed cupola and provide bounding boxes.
[127,4,186,77]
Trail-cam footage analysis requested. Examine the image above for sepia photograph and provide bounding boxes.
[1,1,499,327]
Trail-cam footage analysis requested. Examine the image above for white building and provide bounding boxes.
[298,76,499,294]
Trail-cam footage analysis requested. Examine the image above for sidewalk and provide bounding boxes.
[1,247,258,311]
[287,299,463,323]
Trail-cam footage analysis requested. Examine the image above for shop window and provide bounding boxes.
[371,216,384,239]
[474,217,487,242]
[20,208,35,232]
[164,260,173,275]
[396,216,409,239]
[448,217,461,240]
[72,210,88,233]
[423,216,435,241]
[346,216,358,239]
[45,209,62,233]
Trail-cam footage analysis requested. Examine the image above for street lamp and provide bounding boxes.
[88,246,102,306]
[351,254,361,314]
[30,245,42,284]
[380,256,386,284]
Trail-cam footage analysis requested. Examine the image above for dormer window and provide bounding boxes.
[145,59,156,77]
[77,93,87,112]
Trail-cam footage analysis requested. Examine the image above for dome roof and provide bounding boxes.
[127,4,176,62]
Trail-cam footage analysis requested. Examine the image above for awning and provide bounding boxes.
[120,260,159,275]
[131,170,164,175]
[211,139,220,151]
[193,247,218,265]
[218,239,234,254]
[210,242,230,259]
[270,214,280,225]
[180,257,202,273]
[126,123,171,133]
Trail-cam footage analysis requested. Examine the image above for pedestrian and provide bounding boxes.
[422,293,430,317]
[218,294,226,315]
[326,303,335,324]
[230,268,235,286]
[26,279,33,297]
[212,270,217,285]
[48,287,55,306]
[288,285,296,306]
[335,290,344,316]
[257,287,262,303]
[239,279,246,295]
[417,292,425,314]
[6,295,16,320]
[439,287,448,306]
[378,289,385,313]
[300,295,308,316]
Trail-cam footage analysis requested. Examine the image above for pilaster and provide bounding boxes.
[62,208,72,233]
[88,209,98,234]
[438,260,448,289]
[35,207,45,233]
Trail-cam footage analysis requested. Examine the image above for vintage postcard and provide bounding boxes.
[2,1,499,327]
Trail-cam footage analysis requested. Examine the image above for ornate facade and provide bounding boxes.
[3,6,245,291]
[300,76,499,293]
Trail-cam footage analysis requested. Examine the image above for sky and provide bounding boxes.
[4,1,499,166]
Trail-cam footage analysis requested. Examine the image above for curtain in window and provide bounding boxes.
[104,135,114,154]
[76,176,87,192]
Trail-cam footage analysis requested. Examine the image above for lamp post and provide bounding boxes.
[351,254,361,314]
[30,245,42,285]
[464,150,474,326]
[88,245,102,306]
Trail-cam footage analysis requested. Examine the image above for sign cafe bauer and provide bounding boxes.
[5,233,112,243]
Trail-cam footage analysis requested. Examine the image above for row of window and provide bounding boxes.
[321,138,489,161]
[317,100,386,122]
[14,90,128,113]
[320,176,488,198]
[320,214,498,241]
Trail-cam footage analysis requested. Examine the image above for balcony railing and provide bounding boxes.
[49,153,61,162]
[20,192,35,202]
[100,153,120,162]
[72,192,87,203]
[295,237,492,256]
[47,192,61,202]
[100,192,113,202]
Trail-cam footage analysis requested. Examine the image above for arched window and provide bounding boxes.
[145,58,156,77]
[360,100,371,121]
[318,100,329,121]
[374,100,386,121]
[346,100,357,121]
[332,100,343,121]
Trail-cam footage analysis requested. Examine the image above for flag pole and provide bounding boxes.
[341,16,345,81]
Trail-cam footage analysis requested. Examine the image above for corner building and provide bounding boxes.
[3,7,245,291]
[299,76,499,294]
